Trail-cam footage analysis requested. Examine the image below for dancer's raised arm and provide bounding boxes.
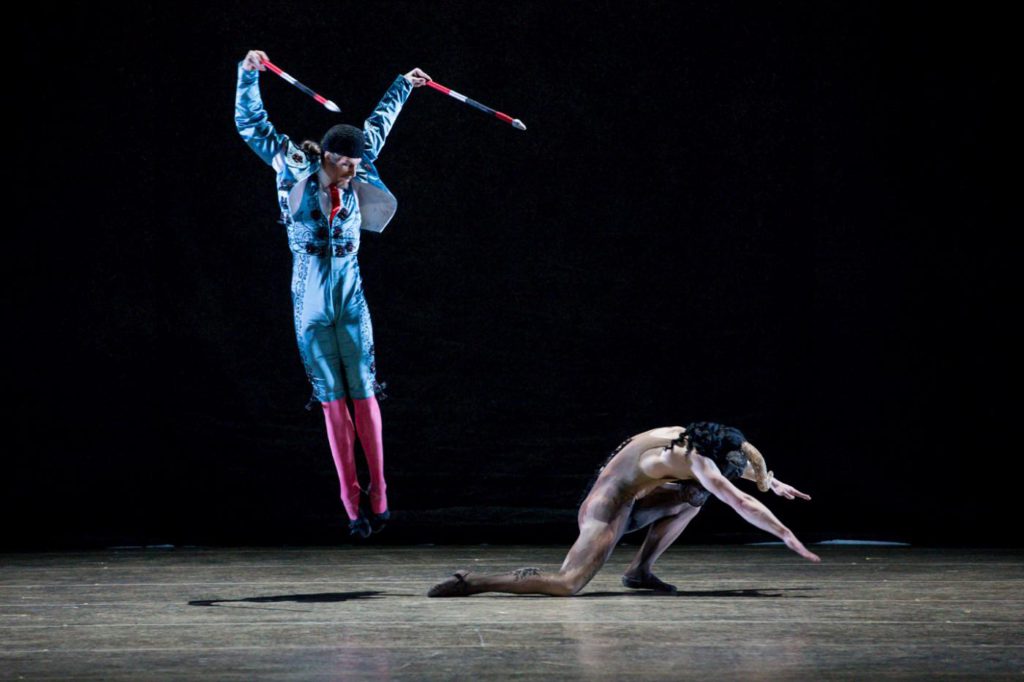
[235,49,289,168]
[361,68,429,162]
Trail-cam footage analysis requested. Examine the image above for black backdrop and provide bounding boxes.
[9,1,1015,548]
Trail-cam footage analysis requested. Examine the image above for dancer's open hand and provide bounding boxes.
[783,531,821,563]
[243,50,269,71]
[770,478,811,501]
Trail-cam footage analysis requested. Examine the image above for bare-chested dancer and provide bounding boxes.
[428,422,820,597]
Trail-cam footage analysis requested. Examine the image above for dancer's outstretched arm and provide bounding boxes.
[235,50,290,168]
[690,454,820,562]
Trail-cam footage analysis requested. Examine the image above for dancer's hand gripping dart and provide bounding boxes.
[425,80,527,131]
[242,50,341,112]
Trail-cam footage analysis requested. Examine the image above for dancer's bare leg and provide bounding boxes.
[428,493,633,597]
[621,504,701,593]
[613,482,705,593]
[625,483,692,533]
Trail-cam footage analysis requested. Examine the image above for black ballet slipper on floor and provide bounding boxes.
[621,573,678,594]
[427,570,471,598]
[349,516,371,539]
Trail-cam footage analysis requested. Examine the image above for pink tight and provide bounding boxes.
[321,396,387,520]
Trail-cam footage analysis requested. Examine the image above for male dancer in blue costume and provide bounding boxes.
[235,49,431,538]
[429,422,820,596]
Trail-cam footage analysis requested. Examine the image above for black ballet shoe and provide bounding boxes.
[349,516,371,539]
[621,573,678,594]
[427,570,471,598]
[361,485,389,534]
[369,510,390,534]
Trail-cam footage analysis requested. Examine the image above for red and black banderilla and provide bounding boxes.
[425,80,526,131]
[258,58,525,131]
[261,58,341,113]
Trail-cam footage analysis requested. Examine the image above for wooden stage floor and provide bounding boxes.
[2,546,1021,680]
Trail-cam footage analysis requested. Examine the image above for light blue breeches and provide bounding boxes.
[290,253,377,402]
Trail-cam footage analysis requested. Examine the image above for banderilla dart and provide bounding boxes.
[425,80,526,131]
[261,58,341,113]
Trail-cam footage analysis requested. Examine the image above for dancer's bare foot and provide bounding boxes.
[621,572,677,594]
[428,570,471,597]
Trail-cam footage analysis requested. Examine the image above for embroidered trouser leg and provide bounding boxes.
[291,253,378,401]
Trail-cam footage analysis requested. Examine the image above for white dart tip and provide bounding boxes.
[512,119,527,131]
[324,100,341,113]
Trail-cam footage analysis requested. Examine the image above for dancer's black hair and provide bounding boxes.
[321,123,365,157]
[675,422,748,479]
[299,140,322,161]
[299,124,366,162]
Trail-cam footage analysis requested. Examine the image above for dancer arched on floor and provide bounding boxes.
[428,422,819,597]
[235,49,431,538]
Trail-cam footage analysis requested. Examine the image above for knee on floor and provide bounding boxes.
[555,572,591,597]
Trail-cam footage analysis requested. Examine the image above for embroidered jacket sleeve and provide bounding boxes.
[234,61,289,168]
[362,76,414,163]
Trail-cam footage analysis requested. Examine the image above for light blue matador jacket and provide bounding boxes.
[235,61,413,404]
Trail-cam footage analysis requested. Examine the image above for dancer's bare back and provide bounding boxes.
[586,426,709,510]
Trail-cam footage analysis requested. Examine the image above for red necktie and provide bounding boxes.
[329,185,343,224]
